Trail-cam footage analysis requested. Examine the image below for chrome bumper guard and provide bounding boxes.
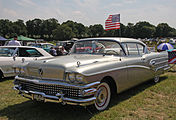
[14,76,100,106]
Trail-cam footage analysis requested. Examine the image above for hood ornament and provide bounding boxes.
[77,61,81,67]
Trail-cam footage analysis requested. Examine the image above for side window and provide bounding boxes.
[127,43,139,56]
[122,43,145,56]
[18,48,43,57]
[122,43,128,55]
[137,44,144,55]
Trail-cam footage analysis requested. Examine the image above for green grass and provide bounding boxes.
[173,44,176,49]
[0,70,176,120]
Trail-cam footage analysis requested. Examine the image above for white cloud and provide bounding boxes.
[124,0,137,4]
[3,8,18,17]
[16,0,37,8]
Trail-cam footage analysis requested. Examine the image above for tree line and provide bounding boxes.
[0,18,176,41]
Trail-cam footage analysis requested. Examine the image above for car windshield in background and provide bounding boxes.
[0,48,16,57]
[71,40,124,56]
[28,44,42,48]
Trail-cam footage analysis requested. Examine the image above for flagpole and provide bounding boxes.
[119,24,121,42]
[119,14,121,42]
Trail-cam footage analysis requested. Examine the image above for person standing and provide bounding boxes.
[7,35,21,46]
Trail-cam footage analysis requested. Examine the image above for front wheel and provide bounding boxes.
[154,75,160,83]
[94,82,111,111]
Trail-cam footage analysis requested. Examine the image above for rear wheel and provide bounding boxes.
[94,82,111,111]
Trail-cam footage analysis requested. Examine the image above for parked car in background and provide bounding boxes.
[14,37,169,111]
[28,43,55,53]
[0,46,53,80]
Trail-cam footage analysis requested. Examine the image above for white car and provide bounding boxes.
[0,46,53,80]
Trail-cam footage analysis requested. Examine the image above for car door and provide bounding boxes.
[0,47,21,77]
[16,48,43,62]
[122,43,152,88]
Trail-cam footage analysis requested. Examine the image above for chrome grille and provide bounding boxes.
[15,80,81,98]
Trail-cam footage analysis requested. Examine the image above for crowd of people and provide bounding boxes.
[49,46,68,56]
[5,35,70,56]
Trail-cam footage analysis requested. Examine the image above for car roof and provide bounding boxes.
[0,46,39,49]
[36,43,53,45]
[0,45,53,57]
[29,43,53,45]
[79,37,145,44]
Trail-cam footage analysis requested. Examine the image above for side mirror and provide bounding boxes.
[13,54,17,61]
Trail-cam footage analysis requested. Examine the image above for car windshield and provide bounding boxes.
[28,44,42,48]
[0,47,16,57]
[70,40,124,56]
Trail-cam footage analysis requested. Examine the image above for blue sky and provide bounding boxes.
[0,0,176,28]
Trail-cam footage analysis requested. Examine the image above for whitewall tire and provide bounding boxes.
[154,76,160,83]
[94,82,111,111]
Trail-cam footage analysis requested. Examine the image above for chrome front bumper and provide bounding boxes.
[14,76,100,106]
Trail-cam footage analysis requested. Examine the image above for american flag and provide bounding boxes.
[105,14,120,30]
[168,50,176,64]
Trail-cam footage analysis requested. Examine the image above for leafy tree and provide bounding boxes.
[62,20,86,38]
[0,19,13,37]
[125,23,134,38]
[134,21,156,38]
[1,18,176,40]
[155,23,172,37]
[52,24,74,41]
[75,23,86,38]
[41,18,59,40]
[26,19,43,38]
[12,19,27,36]
[88,24,104,37]
[168,28,176,37]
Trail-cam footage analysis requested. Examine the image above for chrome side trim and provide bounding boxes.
[154,60,168,65]
[2,70,14,74]
[164,66,170,71]
[15,76,100,89]
[151,57,168,61]
[82,65,151,76]
[155,64,169,71]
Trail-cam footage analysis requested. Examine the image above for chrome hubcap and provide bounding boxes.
[154,76,159,83]
[96,86,108,107]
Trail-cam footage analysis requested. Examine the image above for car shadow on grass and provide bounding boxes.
[0,77,14,82]
[0,76,168,120]
[109,76,168,109]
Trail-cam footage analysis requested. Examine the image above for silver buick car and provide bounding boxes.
[14,37,169,111]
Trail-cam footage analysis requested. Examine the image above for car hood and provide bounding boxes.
[28,54,119,68]
[22,54,120,80]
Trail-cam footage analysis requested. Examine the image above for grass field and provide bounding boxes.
[0,70,176,120]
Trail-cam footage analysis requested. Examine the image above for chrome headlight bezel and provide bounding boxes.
[66,72,85,84]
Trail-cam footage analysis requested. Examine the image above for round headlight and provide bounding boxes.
[75,74,84,81]
[67,73,85,83]
[14,67,20,74]
[20,67,25,74]
[68,73,75,82]
[15,67,25,75]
